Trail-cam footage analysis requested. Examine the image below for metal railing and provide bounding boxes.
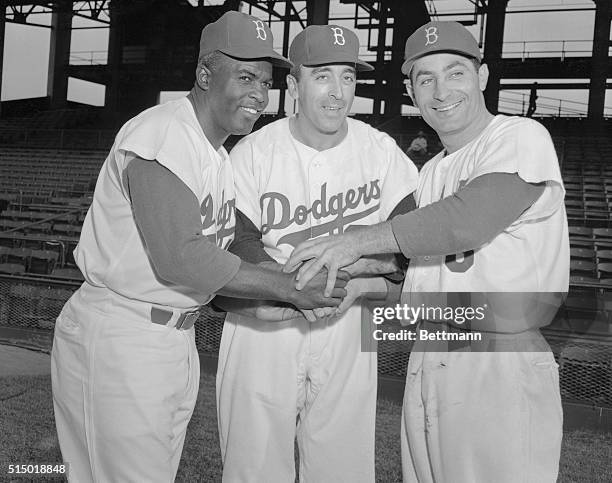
[1,274,611,407]
[69,50,108,66]
[502,40,607,60]
[499,90,612,118]
[0,128,116,150]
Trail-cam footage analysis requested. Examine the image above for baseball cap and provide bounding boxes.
[289,25,374,72]
[199,11,292,69]
[401,21,481,76]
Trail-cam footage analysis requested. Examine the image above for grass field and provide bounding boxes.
[1,372,611,482]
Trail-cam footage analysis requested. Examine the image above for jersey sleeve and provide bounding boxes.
[229,137,263,229]
[470,118,564,224]
[116,109,206,198]
[377,134,419,221]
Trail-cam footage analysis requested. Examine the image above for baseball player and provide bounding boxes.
[50,12,349,483]
[214,25,418,482]
[287,21,569,483]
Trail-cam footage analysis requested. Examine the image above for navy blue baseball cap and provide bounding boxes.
[290,24,374,72]
[199,11,293,69]
[402,21,482,76]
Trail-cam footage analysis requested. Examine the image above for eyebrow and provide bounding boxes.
[238,68,272,82]
[310,66,356,76]
[237,68,257,77]
[414,60,469,79]
[311,66,332,75]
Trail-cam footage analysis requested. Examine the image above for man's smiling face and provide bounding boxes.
[408,53,489,144]
[207,56,273,137]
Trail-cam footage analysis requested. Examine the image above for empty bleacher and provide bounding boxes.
[0,112,611,414]
[0,147,105,281]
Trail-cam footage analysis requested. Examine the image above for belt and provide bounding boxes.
[74,283,201,331]
[150,306,200,330]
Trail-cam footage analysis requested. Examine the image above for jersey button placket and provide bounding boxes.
[310,157,323,227]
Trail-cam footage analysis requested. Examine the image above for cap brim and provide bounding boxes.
[401,50,481,75]
[356,59,374,72]
[220,46,293,69]
[300,58,374,72]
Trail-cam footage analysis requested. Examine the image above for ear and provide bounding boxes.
[286,74,299,100]
[477,63,489,91]
[405,80,417,107]
[196,64,212,91]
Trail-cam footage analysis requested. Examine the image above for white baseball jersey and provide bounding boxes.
[404,115,568,295]
[234,117,416,262]
[75,97,236,308]
[400,115,567,483]
[217,116,418,482]
[53,97,233,482]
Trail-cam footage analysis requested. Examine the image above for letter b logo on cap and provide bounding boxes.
[330,26,345,46]
[424,26,438,46]
[252,20,267,40]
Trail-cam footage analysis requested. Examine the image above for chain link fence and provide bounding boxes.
[1,275,611,407]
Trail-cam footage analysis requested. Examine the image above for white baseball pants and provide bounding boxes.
[217,306,377,483]
[51,285,200,483]
[401,328,562,483]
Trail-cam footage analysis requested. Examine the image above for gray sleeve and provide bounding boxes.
[390,172,545,257]
[125,157,241,295]
[228,210,276,265]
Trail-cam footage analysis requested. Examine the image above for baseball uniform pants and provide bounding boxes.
[51,284,200,483]
[217,305,377,483]
[401,326,562,483]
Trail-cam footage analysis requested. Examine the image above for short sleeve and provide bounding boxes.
[377,134,419,221]
[471,118,564,223]
[230,137,263,229]
[116,106,207,198]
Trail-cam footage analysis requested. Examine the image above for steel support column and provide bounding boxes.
[387,0,430,116]
[588,0,612,119]
[47,0,72,109]
[104,0,121,115]
[306,0,330,25]
[277,0,292,116]
[483,0,509,113]
[0,1,5,117]
[373,1,388,122]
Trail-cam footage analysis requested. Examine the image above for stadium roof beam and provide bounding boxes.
[501,82,612,90]
[3,1,110,26]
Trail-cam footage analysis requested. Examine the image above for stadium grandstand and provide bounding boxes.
[0,0,611,441]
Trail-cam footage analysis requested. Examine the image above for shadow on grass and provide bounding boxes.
[0,373,610,482]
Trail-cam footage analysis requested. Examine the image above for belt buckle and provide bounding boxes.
[175,310,199,330]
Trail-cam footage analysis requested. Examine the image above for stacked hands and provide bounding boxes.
[257,232,364,322]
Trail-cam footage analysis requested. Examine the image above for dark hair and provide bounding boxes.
[289,64,302,81]
[197,50,225,73]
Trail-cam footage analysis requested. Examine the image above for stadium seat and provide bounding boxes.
[562,293,609,332]
[570,259,598,285]
[5,247,31,267]
[51,267,84,281]
[0,263,26,275]
[596,262,612,287]
[569,226,593,239]
[595,249,612,263]
[570,248,595,262]
[28,249,59,275]
[593,228,612,248]
[565,200,583,209]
